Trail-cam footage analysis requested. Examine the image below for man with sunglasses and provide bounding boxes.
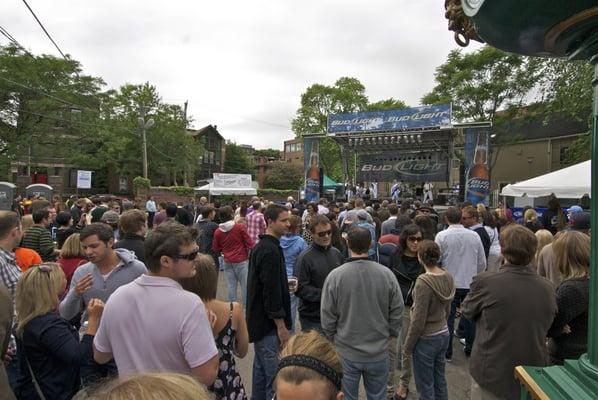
[94,221,219,385]
[294,215,344,332]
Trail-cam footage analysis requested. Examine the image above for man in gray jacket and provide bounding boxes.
[321,226,403,400]
[60,223,147,322]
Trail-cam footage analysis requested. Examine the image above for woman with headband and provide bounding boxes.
[274,331,344,400]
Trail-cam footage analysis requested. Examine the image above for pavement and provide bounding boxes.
[216,272,472,400]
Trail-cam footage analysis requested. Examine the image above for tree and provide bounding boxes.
[223,141,252,174]
[263,162,303,190]
[253,148,281,159]
[366,98,408,111]
[292,77,408,182]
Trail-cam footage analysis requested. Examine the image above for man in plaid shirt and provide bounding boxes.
[0,211,24,392]
[246,202,266,244]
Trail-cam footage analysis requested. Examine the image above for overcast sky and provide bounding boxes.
[3,0,481,150]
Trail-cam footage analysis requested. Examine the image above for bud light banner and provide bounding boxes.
[357,151,449,183]
[304,137,321,202]
[327,104,451,135]
[464,127,491,205]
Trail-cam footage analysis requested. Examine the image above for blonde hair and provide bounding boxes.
[60,233,85,259]
[524,208,538,222]
[276,331,342,399]
[21,214,34,233]
[77,373,210,400]
[534,229,553,268]
[553,230,590,280]
[15,263,65,337]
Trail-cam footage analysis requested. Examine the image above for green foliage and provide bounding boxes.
[253,148,280,159]
[133,176,151,189]
[223,141,253,174]
[292,77,407,182]
[565,133,590,164]
[421,46,543,122]
[0,44,203,186]
[171,186,195,196]
[263,162,303,190]
[258,188,297,196]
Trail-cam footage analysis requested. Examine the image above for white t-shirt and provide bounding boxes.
[94,274,218,375]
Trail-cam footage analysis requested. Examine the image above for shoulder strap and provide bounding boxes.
[24,350,47,400]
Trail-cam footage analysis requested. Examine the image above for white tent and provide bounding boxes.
[500,160,591,198]
[194,183,257,196]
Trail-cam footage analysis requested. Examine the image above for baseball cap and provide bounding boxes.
[570,212,591,231]
[100,210,120,224]
[567,205,583,215]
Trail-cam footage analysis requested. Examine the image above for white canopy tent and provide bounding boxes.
[500,160,591,198]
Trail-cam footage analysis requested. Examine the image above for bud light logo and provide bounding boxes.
[467,177,489,196]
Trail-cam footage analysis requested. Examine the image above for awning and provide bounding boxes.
[194,182,257,196]
[500,160,590,198]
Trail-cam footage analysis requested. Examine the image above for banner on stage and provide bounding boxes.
[357,151,449,182]
[327,104,451,134]
[464,127,491,206]
[303,137,321,202]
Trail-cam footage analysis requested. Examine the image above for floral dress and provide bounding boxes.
[209,303,247,400]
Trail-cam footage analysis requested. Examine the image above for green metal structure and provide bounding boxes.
[445,1,598,398]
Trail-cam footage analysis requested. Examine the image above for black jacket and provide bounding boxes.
[473,226,491,260]
[294,244,344,322]
[387,252,424,306]
[246,234,292,342]
[16,312,93,400]
[114,233,145,263]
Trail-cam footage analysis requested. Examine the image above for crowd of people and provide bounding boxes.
[0,192,591,400]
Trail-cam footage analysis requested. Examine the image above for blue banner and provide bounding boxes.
[303,137,320,202]
[327,104,451,134]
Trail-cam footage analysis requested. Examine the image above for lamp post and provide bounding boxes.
[138,110,154,179]
[445,1,598,398]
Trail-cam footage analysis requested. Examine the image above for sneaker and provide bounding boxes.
[446,357,452,363]
[459,338,466,346]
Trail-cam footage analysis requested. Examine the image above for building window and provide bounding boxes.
[560,146,570,165]
[296,143,302,151]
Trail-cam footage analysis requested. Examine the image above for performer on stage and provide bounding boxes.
[423,180,434,203]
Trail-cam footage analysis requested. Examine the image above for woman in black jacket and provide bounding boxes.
[385,224,424,400]
[14,263,104,400]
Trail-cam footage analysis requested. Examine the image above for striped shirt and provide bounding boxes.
[21,225,56,262]
[0,248,21,299]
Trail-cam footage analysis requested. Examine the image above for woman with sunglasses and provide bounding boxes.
[14,263,104,400]
[274,330,343,400]
[386,224,425,400]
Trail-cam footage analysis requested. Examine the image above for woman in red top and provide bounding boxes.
[57,233,87,290]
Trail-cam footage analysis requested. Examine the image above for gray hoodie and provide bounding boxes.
[59,248,147,321]
[403,270,455,354]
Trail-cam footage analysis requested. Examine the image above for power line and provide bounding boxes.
[0,25,35,58]
[20,0,67,59]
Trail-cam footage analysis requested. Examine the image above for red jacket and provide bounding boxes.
[212,221,254,263]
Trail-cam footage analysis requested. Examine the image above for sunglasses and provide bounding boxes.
[173,249,200,261]
[36,264,53,272]
[408,236,423,243]
[317,230,332,237]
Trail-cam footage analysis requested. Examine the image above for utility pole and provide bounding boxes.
[138,106,154,179]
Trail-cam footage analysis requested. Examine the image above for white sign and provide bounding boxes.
[213,173,252,189]
[77,170,92,189]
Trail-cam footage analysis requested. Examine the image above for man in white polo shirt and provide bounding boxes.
[93,221,219,385]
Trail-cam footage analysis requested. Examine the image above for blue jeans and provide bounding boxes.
[412,333,450,400]
[340,356,389,400]
[223,260,248,305]
[446,288,475,359]
[252,332,279,400]
[299,317,321,333]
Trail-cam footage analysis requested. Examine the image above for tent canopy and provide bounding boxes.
[500,160,590,198]
[323,175,342,189]
[194,182,257,196]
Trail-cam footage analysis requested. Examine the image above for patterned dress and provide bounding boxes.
[209,303,247,400]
